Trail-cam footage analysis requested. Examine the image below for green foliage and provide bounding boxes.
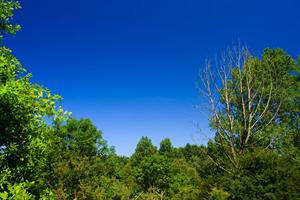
[134,154,172,191]
[208,188,230,200]
[43,119,119,199]
[52,118,110,157]
[0,46,69,181]
[0,169,33,200]
[0,0,21,41]
[159,138,173,155]
[131,136,157,165]
[0,1,70,196]
[168,158,202,199]
[224,149,300,200]
[0,182,33,200]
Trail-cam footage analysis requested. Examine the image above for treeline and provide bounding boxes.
[0,1,300,199]
[3,118,299,199]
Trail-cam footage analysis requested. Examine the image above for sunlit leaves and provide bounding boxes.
[0,0,21,41]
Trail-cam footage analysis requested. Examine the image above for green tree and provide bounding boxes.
[218,149,300,200]
[159,138,173,156]
[52,118,110,157]
[198,47,300,199]
[0,0,69,197]
[44,119,118,199]
[131,136,157,165]
[200,46,300,168]
[134,154,172,192]
[169,158,203,199]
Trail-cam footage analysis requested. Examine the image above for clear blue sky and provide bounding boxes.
[5,0,300,156]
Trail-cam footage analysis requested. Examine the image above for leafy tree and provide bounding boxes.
[159,138,173,156]
[218,149,300,200]
[179,143,205,162]
[169,158,202,199]
[0,0,70,197]
[131,136,157,165]
[200,46,300,168]
[52,118,110,157]
[134,154,172,192]
[44,119,118,199]
[198,47,300,199]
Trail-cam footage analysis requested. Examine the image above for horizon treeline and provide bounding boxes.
[0,1,299,199]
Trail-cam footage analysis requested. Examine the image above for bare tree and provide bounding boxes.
[199,45,282,169]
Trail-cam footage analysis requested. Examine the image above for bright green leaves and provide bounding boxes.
[0,0,21,41]
[0,47,23,84]
[0,169,33,200]
[0,24,70,198]
[0,182,33,200]
[208,188,230,200]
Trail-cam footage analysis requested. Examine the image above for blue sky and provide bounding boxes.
[5,0,300,156]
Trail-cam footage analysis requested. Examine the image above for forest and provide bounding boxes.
[0,1,299,199]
